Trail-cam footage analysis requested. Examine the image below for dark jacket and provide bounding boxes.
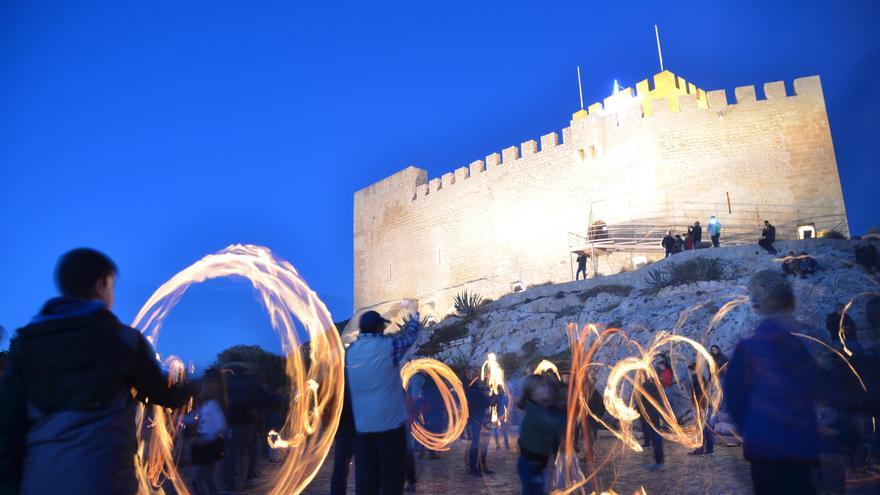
[723,316,818,463]
[0,297,191,495]
[761,224,776,243]
[517,400,565,460]
[465,380,490,424]
[661,235,675,251]
[638,380,663,425]
[825,312,857,345]
[691,225,702,244]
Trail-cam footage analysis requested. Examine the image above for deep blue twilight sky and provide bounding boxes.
[1,1,878,367]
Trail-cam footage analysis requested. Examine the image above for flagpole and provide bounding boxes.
[654,24,664,72]
[577,65,585,110]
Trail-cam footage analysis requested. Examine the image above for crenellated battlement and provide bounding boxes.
[398,73,826,204]
[406,126,573,201]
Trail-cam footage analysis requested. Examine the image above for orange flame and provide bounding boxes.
[131,244,344,495]
[400,358,469,451]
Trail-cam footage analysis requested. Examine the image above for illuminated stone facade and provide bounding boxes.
[353,71,848,319]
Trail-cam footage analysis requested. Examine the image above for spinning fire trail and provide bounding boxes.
[400,358,469,451]
[131,244,345,495]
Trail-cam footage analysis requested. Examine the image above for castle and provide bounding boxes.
[353,70,848,321]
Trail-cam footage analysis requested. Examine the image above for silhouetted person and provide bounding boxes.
[223,362,268,490]
[0,248,191,494]
[330,370,356,495]
[709,345,728,373]
[854,238,880,273]
[758,220,778,255]
[687,363,714,456]
[638,374,665,471]
[465,369,492,475]
[674,235,684,254]
[825,302,859,349]
[707,216,722,247]
[576,254,587,280]
[691,221,703,247]
[492,389,510,449]
[684,231,694,251]
[192,368,228,495]
[661,231,675,258]
[347,310,422,495]
[724,270,818,494]
[516,375,565,495]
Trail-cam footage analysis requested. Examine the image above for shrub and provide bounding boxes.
[416,322,469,356]
[643,268,670,294]
[672,257,723,285]
[397,313,430,330]
[643,257,723,294]
[527,281,554,290]
[454,290,484,317]
[577,284,634,303]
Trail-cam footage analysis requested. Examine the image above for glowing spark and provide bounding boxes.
[131,244,344,495]
[533,359,561,380]
[481,353,510,425]
[400,358,469,451]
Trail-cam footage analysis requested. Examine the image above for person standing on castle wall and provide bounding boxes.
[691,222,703,248]
[576,254,587,280]
[346,310,423,495]
[708,216,722,247]
[724,270,819,495]
[662,231,675,258]
[758,220,778,255]
[674,235,684,254]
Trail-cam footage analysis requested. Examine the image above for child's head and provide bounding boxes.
[55,248,118,309]
[520,375,554,408]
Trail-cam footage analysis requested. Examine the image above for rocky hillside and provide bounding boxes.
[408,239,878,381]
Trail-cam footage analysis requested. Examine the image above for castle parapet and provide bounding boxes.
[383,73,829,205]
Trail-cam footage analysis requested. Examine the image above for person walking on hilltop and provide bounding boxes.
[575,253,588,280]
[346,309,423,495]
[708,216,722,248]
[0,248,192,494]
[661,231,675,258]
[724,270,820,494]
[758,220,778,255]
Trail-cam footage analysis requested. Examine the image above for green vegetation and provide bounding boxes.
[453,290,484,317]
[212,344,288,391]
[415,321,468,356]
[643,257,724,294]
[577,284,634,303]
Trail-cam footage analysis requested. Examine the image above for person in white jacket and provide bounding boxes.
[192,369,228,495]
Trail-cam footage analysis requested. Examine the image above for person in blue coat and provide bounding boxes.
[724,270,819,495]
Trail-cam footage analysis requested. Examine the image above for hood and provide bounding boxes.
[19,297,116,371]
[32,297,107,323]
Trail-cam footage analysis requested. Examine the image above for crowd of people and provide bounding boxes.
[2,241,880,495]
[661,216,724,258]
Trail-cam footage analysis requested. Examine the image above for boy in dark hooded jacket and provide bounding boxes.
[0,248,191,495]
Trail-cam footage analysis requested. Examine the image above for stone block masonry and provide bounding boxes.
[353,70,848,321]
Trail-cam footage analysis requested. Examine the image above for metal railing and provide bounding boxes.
[570,206,847,254]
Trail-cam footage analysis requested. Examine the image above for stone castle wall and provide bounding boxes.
[353,72,848,321]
